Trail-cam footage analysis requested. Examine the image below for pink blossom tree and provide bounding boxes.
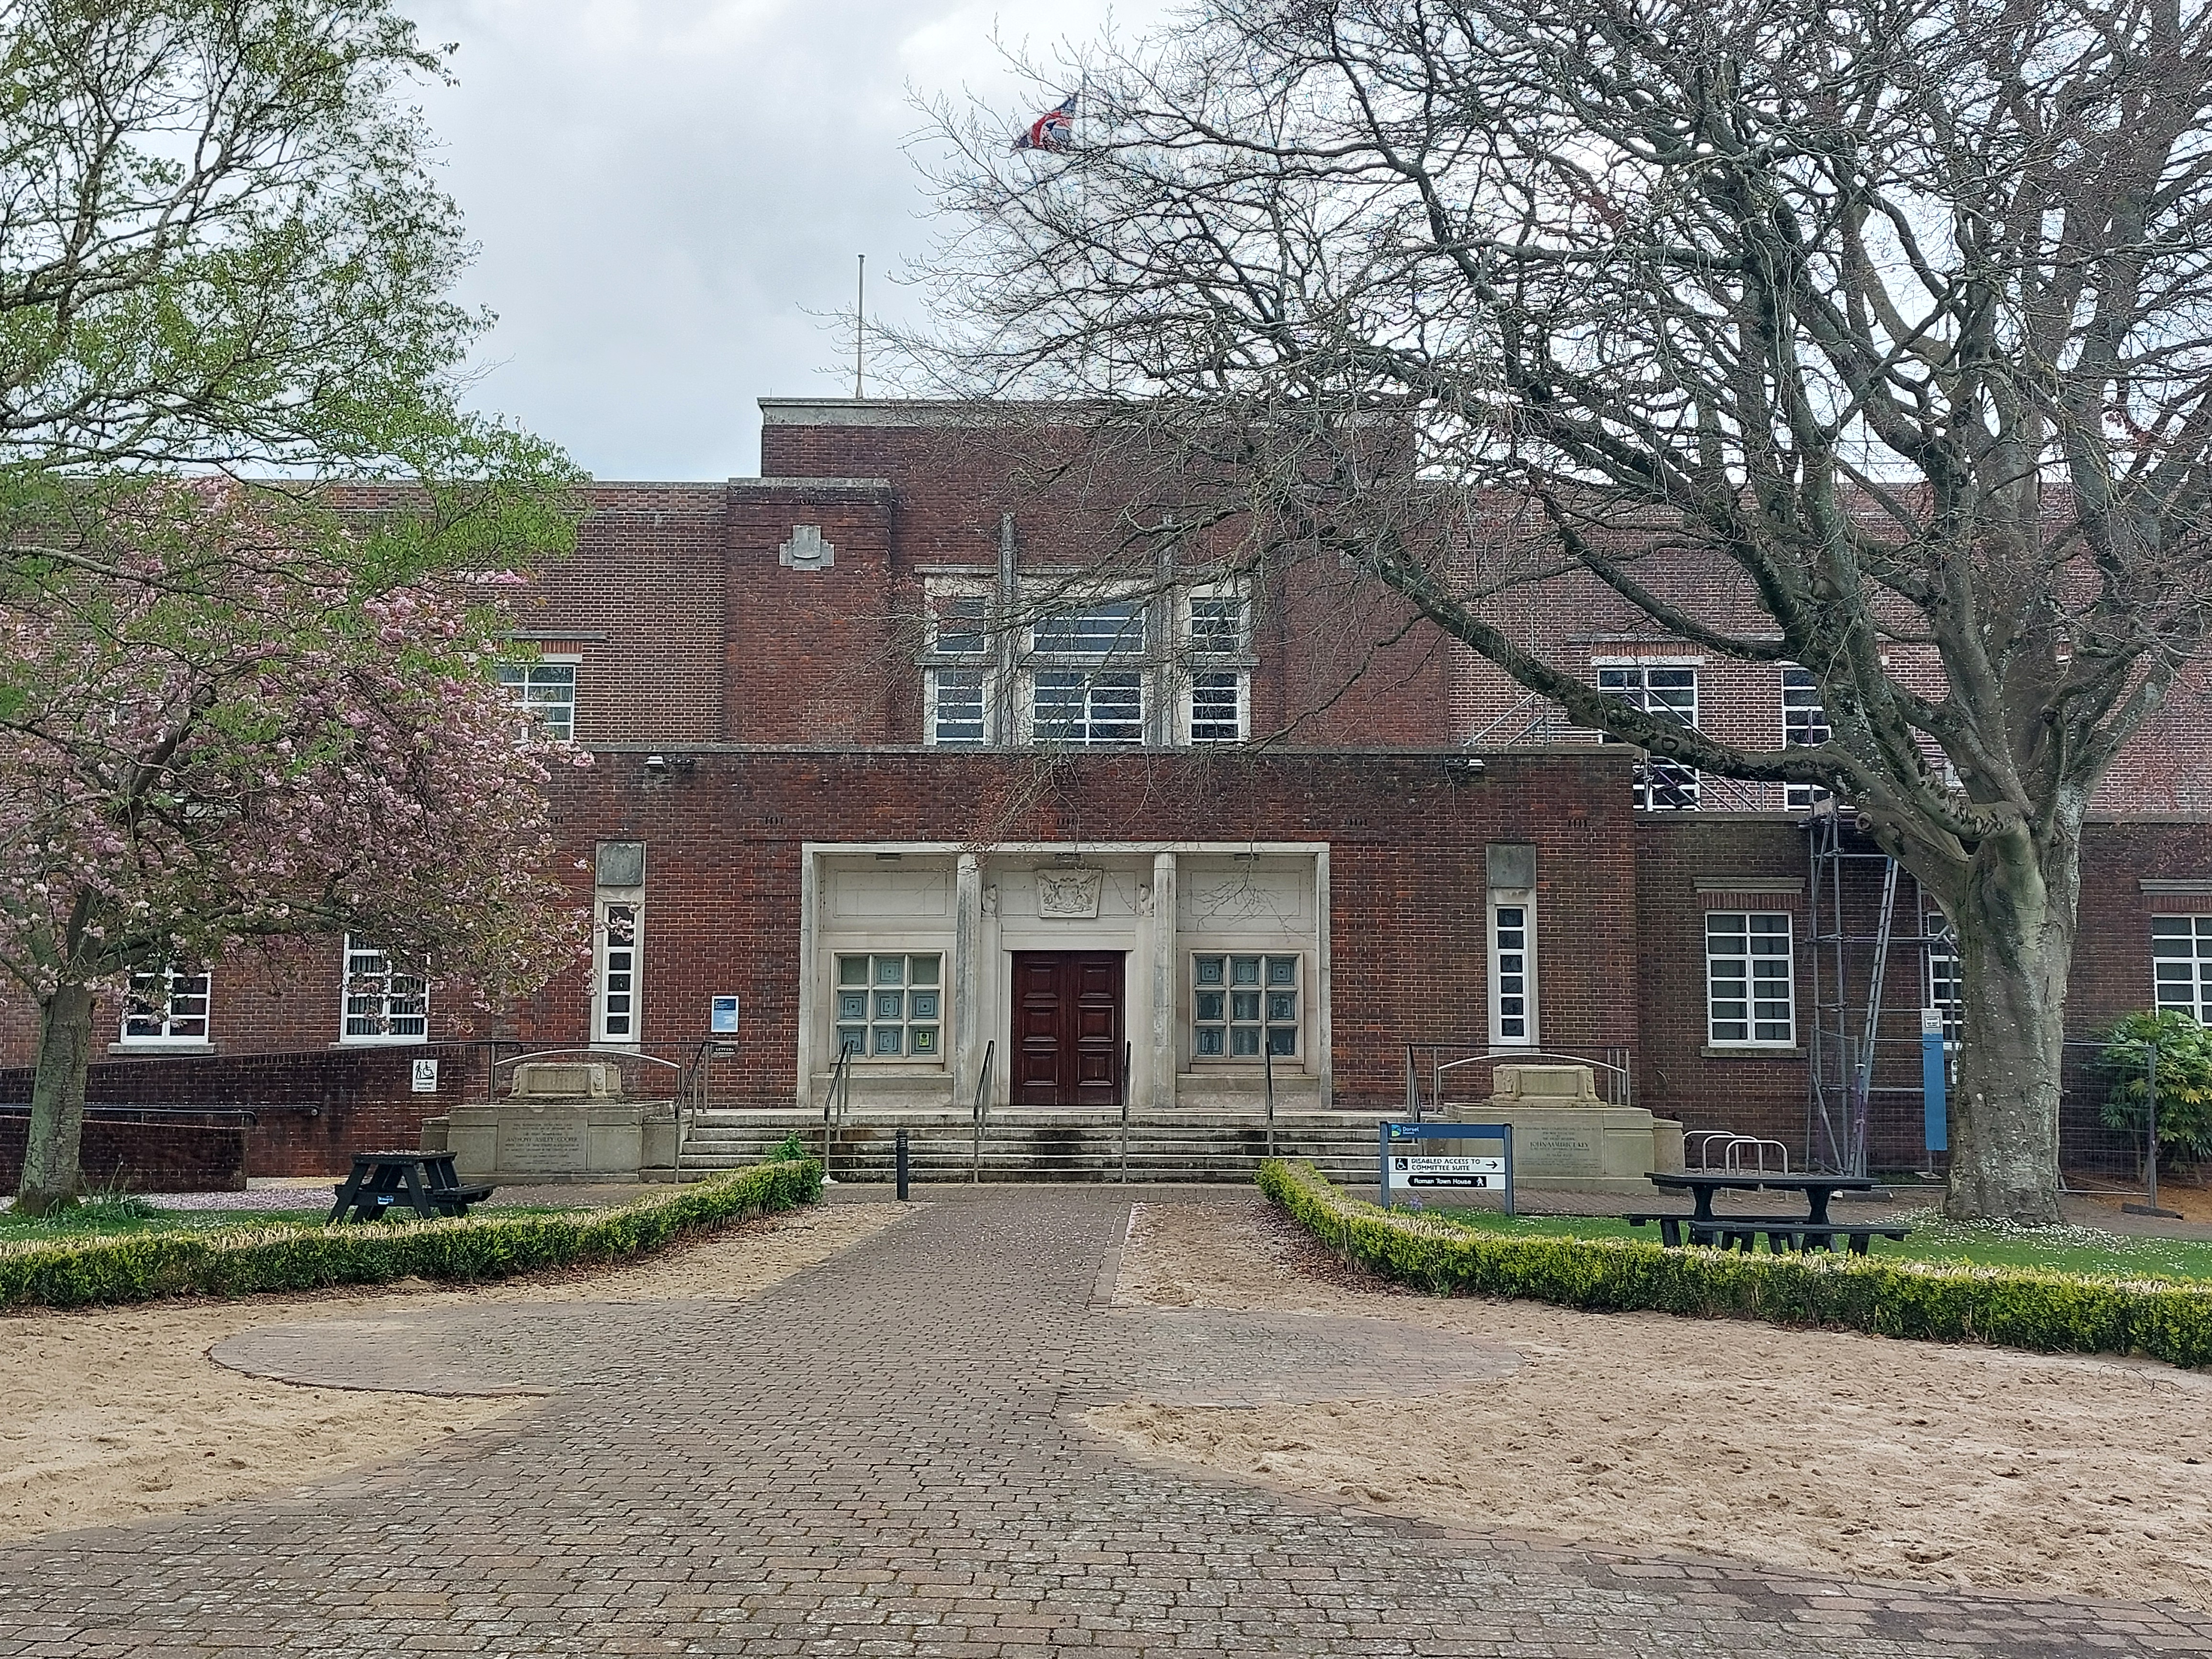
[0,483,590,1214]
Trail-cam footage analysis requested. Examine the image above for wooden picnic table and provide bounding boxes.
[1627,1169,1908,1255]
[328,1150,494,1223]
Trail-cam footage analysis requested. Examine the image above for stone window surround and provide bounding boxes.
[918,570,1257,751]
[797,840,1332,1113]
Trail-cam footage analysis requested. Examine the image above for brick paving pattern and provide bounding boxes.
[3,1186,2206,1657]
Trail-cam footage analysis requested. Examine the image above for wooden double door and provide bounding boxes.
[1011,951,1126,1107]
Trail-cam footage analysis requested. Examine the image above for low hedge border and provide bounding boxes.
[1259,1158,2212,1371]
[0,1157,823,1311]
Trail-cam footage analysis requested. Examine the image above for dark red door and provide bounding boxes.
[1011,951,1125,1107]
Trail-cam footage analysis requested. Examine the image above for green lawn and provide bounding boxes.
[1411,1203,2212,1283]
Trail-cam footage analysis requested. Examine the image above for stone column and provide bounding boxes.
[953,852,984,1112]
[1149,851,1178,1111]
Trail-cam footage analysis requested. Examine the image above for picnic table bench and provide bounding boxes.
[1624,1170,1910,1256]
[328,1150,494,1224]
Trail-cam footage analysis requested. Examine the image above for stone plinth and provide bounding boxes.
[1449,1063,1683,1194]
[422,1096,679,1184]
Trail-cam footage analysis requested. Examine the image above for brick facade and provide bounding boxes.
[5,399,2209,1178]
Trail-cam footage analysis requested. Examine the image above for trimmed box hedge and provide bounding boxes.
[0,1157,822,1311]
[1259,1158,2212,1371]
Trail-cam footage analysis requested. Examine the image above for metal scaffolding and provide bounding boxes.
[1804,804,1958,1175]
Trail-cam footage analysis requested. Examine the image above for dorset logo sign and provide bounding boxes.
[1379,1121,1515,1215]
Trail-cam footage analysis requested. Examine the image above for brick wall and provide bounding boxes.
[531,745,1644,1112]
[0,1113,247,1194]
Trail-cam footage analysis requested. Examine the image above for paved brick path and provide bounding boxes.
[3,1186,2206,1657]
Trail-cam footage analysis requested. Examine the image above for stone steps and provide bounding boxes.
[677,1109,1386,1185]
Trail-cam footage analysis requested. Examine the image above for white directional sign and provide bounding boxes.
[1388,1154,1506,1188]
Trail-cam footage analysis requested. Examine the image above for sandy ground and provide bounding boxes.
[0,1201,900,1543]
[1095,1196,2212,1612]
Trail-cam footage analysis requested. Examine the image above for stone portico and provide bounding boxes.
[796,842,1331,1113]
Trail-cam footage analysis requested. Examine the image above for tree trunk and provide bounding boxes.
[16,984,96,1216]
[1940,824,2079,1224]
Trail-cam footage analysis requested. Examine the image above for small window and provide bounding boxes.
[1188,672,1246,743]
[498,661,576,741]
[1598,665,1699,809]
[1188,595,1246,653]
[833,954,943,1061]
[1490,902,1535,1046]
[1033,600,1146,657]
[121,968,212,1044]
[1706,913,1794,1046]
[1925,917,1963,1046]
[2153,917,2212,1023]
[1193,954,1298,1060]
[933,594,988,655]
[1781,667,1831,811]
[595,902,641,1042]
[1034,671,1143,745]
[341,936,428,1042]
[929,668,988,746]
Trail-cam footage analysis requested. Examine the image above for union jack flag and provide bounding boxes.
[1014,92,1076,153]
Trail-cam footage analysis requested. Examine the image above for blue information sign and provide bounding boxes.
[1379,1120,1515,1215]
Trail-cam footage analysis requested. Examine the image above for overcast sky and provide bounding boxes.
[402,0,1156,481]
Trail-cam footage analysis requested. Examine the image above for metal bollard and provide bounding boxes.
[896,1129,910,1202]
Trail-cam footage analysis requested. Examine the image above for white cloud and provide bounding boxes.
[403,0,1165,478]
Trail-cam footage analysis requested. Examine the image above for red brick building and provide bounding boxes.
[7,399,2211,1179]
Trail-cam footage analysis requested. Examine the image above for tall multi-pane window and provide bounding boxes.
[1781,666,1831,811]
[341,936,428,1042]
[1033,600,1146,656]
[1034,671,1144,744]
[926,594,991,747]
[1185,591,1250,744]
[1490,902,1536,1045]
[2153,917,2212,1022]
[497,661,576,741]
[834,954,942,1060]
[1193,954,1299,1059]
[595,903,641,1043]
[121,967,212,1044]
[1925,918,1964,1046]
[1705,913,1794,1045]
[1597,665,1699,809]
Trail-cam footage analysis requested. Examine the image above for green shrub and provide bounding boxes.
[0,1158,822,1311]
[1258,1159,2212,1371]
[770,1132,810,1162]
[2099,1010,2212,1161]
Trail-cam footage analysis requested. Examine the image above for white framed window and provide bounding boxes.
[933,593,989,655]
[1598,665,1699,809]
[2153,917,2212,1023]
[1185,591,1248,653]
[1706,912,1794,1046]
[1192,953,1299,1060]
[594,902,642,1043]
[1033,670,1144,745]
[1781,666,1831,811]
[834,953,943,1061]
[1187,672,1246,742]
[497,659,577,741]
[928,668,989,746]
[1490,900,1537,1046]
[1925,918,1964,1046]
[121,967,212,1044]
[1033,599,1147,657]
[341,936,428,1042]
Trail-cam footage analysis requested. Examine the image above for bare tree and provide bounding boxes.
[901,0,2212,1221]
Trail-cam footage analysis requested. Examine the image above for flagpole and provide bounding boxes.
[854,253,865,399]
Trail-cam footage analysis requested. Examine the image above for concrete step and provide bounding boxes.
[676,1109,1383,1183]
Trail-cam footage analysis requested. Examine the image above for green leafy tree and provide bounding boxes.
[0,0,586,1210]
[2101,1012,2212,1165]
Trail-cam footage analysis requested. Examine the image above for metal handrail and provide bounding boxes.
[1426,1046,1635,1112]
[822,1040,856,1179]
[1264,1040,1276,1159]
[1119,1039,1132,1185]
[971,1039,995,1185]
